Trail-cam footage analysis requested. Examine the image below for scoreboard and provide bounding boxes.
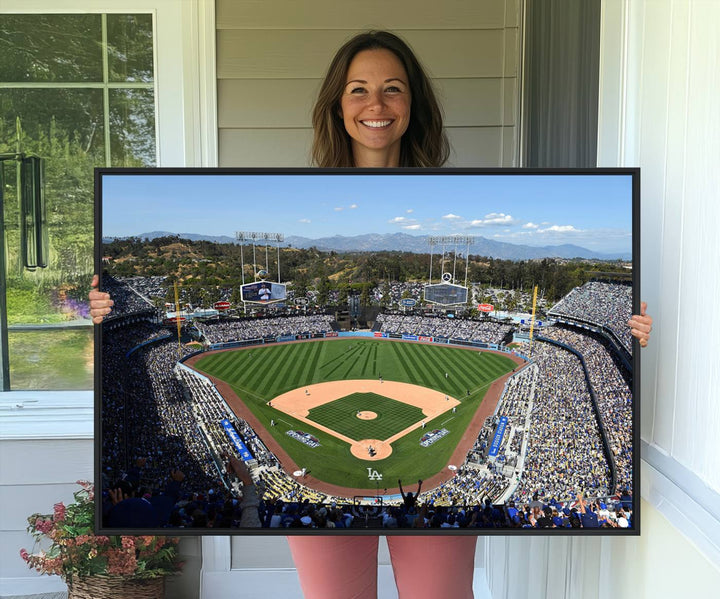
[424,283,468,306]
[241,281,287,304]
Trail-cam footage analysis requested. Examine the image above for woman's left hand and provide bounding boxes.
[628,301,652,348]
[89,274,114,324]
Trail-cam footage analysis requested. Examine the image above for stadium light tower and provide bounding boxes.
[235,231,285,283]
[427,235,475,286]
[235,231,287,310]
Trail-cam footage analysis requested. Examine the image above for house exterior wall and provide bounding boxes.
[215,0,522,167]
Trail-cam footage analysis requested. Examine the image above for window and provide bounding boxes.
[0,13,156,390]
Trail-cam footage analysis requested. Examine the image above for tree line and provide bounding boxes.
[103,236,630,308]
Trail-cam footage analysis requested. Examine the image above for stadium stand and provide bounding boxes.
[99,276,634,529]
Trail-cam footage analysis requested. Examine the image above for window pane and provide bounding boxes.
[1,13,157,390]
[0,89,106,164]
[2,87,98,390]
[8,329,93,390]
[107,14,154,83]
[0,14,102,82]
[1,88,102,282]
[110,88,156,166]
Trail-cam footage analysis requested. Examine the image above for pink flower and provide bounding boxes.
[121,537,135,550]
[53,502,66,522]
[19,548,29,562]
[34,518,54,535]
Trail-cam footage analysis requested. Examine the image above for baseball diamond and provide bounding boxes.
[189,338,520,493]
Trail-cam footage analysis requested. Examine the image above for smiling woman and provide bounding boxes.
[340,49,412,167]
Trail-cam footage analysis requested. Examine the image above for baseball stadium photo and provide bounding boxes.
[97,169,638,534]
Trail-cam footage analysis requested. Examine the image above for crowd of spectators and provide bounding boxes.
[370,282,426,305]
[102,275,157,316]
[418,469,509,508]
[194,314,335,344]
[537,326,633,492]
[102,325,243,527]
[375,313,513,343]
[253,485,633,530]
[548,282,632,352]
[462,365,539,480]
[511,339,612,501]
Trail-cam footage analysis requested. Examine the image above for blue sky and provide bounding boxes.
[102,172,634,253]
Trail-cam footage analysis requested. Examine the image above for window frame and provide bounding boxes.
[0,0,216,409]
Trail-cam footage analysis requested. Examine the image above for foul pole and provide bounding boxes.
[174,282,182,357]
[528,285,538,355]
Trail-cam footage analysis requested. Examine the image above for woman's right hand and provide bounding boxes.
[89,274,114,324]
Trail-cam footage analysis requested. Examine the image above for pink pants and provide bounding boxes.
[287,535,477,599]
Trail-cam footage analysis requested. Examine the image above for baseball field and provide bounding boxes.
[190,338,517,492]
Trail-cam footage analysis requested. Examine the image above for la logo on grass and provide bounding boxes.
[367,468,383,481]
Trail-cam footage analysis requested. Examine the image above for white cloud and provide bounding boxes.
[334,207,344,212]
[442,213,461,220]
[484,213,515,224]
[469,213,516,227]
[539,225,580,233]
[389,216,409,224]
[349,204,358,209]
[406,209,414,214]
[298,218,311,224]
[522,222,539,229]
[403,224,421,230]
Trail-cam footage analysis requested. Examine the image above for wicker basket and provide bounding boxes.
[67,575,165,599]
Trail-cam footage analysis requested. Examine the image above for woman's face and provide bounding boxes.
[340,48,411,166]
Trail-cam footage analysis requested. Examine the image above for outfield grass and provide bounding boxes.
[194,338,516,490]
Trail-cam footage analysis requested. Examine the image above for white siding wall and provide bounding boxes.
[486,0,720,596]
[0,393,201,599]
[216,0,521,167]
[602,0,720,494]
[0,400,94,597]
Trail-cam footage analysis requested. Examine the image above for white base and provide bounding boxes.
[2,568,492,599]
[0,576,66,599]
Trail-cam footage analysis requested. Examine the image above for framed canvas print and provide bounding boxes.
[95,168,639,536]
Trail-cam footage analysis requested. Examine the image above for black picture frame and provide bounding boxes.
[95,167,640,537]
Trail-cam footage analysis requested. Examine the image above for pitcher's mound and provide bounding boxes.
[356,411,377,420]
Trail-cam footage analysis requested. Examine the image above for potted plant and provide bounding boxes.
[20,480,182,599]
